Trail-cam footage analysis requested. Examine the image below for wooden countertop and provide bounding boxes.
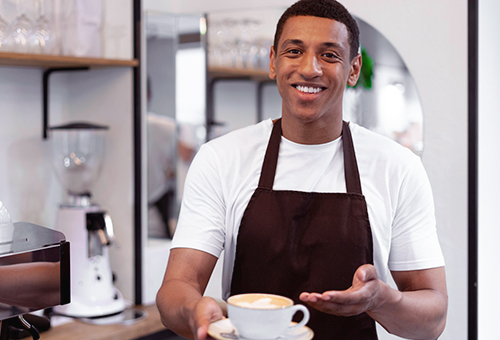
[39,304,167,340]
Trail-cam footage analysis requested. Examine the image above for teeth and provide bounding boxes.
[296,85,323,94]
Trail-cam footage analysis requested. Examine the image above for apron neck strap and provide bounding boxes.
[258,119,282,189]
[342,121,363,195]
[258,119,363,195]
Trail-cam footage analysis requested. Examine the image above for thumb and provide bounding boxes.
[194,312,210,340]
[192,297,223,339]
[356,264,377,282]
[197,325,208,340]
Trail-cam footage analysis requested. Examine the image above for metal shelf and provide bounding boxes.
[208,66,271,81]
[0,52,138,68]
[0,52,139,139]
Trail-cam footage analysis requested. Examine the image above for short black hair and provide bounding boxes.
[273,0,360,60]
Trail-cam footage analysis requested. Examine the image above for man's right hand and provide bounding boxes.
[190,296,224,339]
[156,248,220,339]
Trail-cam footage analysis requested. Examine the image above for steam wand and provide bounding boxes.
[17,315,40,340]
[0,315,40,340]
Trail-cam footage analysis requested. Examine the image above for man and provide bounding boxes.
[147,112,176,239]
[156,0,447,339]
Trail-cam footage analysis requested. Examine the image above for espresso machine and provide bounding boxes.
[0,201,70,340]
[49,122,126,318]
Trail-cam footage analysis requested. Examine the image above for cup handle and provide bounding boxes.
[287,305,310,332]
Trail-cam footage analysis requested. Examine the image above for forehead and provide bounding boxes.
[278,15,350,50]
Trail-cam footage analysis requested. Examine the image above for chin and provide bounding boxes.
[287,112,329,124]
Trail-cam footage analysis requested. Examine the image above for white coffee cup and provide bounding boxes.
[227,293,310,339]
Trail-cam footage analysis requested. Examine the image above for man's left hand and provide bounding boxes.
[299,264,385,316]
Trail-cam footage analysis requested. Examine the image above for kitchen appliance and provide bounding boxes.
[0,199,70,339]
[49,122,126,318]
[0,222,70,320]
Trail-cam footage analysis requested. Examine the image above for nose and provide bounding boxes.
[297,52,322,79]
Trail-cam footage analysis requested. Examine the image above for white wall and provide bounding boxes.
[0,0,135,301]
[145,0,469,339]
[344,3,469,339]
[478,0,500,338]
[0,67,67,227]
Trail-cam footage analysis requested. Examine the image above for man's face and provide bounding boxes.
[270,16,361,126]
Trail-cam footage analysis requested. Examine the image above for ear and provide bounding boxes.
[347,53,362,87]
[269,47,277,80]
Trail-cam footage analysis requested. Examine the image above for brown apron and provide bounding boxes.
[230,119,378,339]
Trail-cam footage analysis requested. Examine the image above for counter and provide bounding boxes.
[38,304,166,340]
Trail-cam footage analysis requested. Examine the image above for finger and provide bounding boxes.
[300,292,322,302]
[299,292,310,301]
[305,299,364,317]
[321,285,375,305]
[321,291,361,304]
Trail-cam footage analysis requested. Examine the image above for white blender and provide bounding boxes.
[49,122,126,318]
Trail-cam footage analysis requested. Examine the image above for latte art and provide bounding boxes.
[229,293,292,310]
[235,297,280,309]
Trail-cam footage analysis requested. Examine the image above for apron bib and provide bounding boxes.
[230,119,378,339]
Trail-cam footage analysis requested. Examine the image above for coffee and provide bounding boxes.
[227,293,309,339]
[229,294,292,309]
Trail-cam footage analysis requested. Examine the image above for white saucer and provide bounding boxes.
[207,318,314,340]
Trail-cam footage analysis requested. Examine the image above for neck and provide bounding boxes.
[280,115,343,145]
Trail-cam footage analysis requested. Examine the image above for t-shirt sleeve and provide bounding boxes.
[171,144,226,258]
[388,157,445,271]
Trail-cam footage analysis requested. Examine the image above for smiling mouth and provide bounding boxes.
[293,85,325,94]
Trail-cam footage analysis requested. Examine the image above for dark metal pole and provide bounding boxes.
[133,0,143,306]
[204,13,212,142]
[468,0,478,339]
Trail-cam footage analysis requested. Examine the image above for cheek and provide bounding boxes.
[276,82,289,100]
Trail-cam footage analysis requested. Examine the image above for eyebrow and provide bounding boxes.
[321,42,345,50]
[281,39,304,48]
[280,39,346,51]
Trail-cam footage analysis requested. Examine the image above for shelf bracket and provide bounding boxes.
[257,80,276,122]
[206,76,275,140]
[42,67,90,139]
[206,77,251,138]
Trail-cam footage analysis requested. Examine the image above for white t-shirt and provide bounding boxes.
[172,119,444,299]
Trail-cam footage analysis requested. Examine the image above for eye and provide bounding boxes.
[322,52,339,60]
[286,48,302,56]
